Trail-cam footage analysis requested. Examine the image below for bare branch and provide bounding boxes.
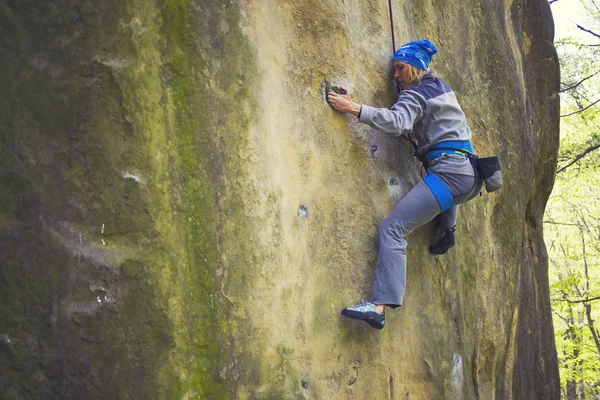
[560,71,600,93]
[543,221,581,226]
[581,217,592,235]
[578,223,590,293]
[553,296,600,304]
[584,303,600,356]
[560,98,600,117]
[557,143,600,173]
[552,307,571,324]
[577,24,600,40]
[560,242,568,258]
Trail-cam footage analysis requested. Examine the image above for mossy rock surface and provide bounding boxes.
[0,0,560,399]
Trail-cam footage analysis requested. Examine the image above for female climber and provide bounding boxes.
[327,40,483,330]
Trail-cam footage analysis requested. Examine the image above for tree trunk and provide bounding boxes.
[584,302,600,357]
[566,379,577,400]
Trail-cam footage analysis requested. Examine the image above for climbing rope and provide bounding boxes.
[388,0,396,52]
[388,0,400,93]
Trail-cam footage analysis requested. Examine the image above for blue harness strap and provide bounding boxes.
[426,140,474,161]
[422,173,454,212]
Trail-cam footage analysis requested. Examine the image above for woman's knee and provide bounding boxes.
[378,218,407,241]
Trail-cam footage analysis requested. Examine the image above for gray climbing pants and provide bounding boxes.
[371,172,483,308]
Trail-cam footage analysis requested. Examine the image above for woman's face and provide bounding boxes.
[393,61,411,89]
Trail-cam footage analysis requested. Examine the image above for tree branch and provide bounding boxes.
[560,71,600,93]
[560,98,600,117]
[583,302,600,356]
[576,222,590,293]
[543,221,581,226]
[577,24,600,40]
[553,296,600,304]
[552,307,571,324]
[557,143,600,173]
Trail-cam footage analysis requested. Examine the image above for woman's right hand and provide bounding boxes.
[327,87,362,116]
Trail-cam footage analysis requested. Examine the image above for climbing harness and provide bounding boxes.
[425,140,474,162]
[404,135,503,201]
[426,140,503,193]
[423,173,454,212]
[426,139,503,194]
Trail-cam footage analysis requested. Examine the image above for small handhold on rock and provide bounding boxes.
[0,335,13,356]
[388,178,399,186]
[325,80,347,96]
[301,379,308,389]
[298,205,309,219]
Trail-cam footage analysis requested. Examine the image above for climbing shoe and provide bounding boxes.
[429,228,455,255]
[341,300,385,330]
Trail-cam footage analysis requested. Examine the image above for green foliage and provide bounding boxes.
[555,1,600,173]
[547,1,600,398]
[546,171,600,398]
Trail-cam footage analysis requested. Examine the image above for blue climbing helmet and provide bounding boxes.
[392,40,438,71]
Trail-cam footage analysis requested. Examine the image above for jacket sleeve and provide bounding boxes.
[357,89,426,137]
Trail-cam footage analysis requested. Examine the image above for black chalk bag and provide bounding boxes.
[471,156,502,192]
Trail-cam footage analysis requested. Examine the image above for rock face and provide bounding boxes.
[0,0,560,399]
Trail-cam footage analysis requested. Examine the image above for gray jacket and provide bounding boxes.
[359,73,475,176]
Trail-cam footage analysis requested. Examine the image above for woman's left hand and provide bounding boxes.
[327,88,361,116]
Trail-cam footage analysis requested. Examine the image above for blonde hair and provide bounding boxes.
[406,64,429,86]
